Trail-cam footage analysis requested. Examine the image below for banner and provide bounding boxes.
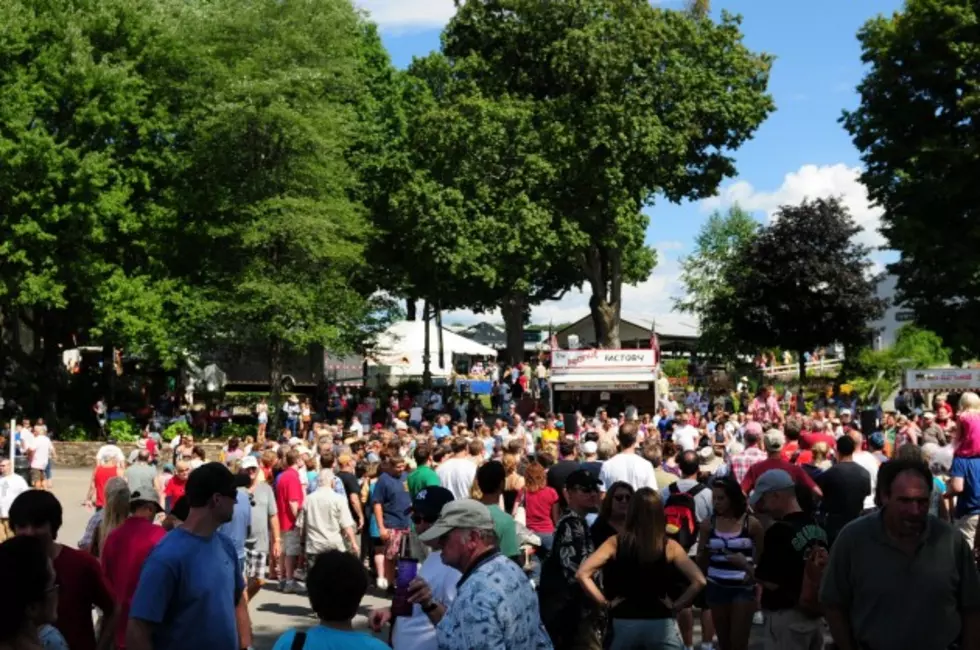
[904,368,980,392]
[552,349,656,373]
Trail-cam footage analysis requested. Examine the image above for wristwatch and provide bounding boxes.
[422,601,440,614]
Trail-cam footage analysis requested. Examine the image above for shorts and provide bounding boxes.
[30,468,45,484]
[370,537,382,553]
[258,414,268,424]
[245,548,268,580]
[761,608,824,650]
[45,461,53,480]
[705,582,756,608]
[283,529,302,557]
[384,528,410,560]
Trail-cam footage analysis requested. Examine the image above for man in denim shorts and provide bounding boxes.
[241,455,281,600]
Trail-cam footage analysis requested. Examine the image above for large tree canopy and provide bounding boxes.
[843,0,980,359]
[710,197,886,380]
[442,0,774,347]
[675,205,759,361]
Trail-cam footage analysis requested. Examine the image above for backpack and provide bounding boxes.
[664,482,707,551]
[798,543,829,617]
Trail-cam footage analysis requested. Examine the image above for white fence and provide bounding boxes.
[762,358,843,379]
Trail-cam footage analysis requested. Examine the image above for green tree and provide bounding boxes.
[675,205,759,360]
[842,0,980,360]
[176,0,393,420]
[442,0,773,348]
[0,0,197,416]
[388,55,582,365]
[710,197,886,381]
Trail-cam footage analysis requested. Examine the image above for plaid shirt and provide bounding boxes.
[729,447,767,484]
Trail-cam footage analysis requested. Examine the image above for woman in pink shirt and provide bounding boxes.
[523,462,559,582]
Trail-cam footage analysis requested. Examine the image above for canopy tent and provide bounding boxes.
[367,320,497,384]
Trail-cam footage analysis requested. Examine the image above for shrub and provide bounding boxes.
[222,422,258,440]
[162,420,192,443]
[107,418,140,443]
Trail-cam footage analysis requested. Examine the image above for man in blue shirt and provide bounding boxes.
[127,462,246,650]
[432,415,451,441]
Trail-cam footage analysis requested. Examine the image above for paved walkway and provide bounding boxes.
[50,467,785,649]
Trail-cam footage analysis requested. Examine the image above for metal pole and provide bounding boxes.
[8,418,15,467]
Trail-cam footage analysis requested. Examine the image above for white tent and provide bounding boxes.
[367,320,498,384]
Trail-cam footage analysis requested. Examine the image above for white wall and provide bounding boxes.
[871,273,915,350]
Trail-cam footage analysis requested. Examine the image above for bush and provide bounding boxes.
[107,418,140,443]
[222,422,258,440]
[162,420,192,443]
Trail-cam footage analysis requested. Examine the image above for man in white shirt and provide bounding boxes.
[599,423,658,492]
[17,421,34,456]
[28,427,55,489]
[672,412,700,452]
[298,469,359,559]
[435,439,476,501]
[847,428,880,511]
[369,487,460,650]
[96,439,126,467]
[0,458,29,540]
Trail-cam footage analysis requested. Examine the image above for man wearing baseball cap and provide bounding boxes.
[742,470,827,650]
[240,454,281,601]
[128,462,245,650]
[412,499,552,650]
[370,486,459,650]
[539,469,603,649]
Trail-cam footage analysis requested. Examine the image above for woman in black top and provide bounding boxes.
[577,488,706,650]
[591,481,634,547]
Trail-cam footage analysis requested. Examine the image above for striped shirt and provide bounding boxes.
[705,517,754,586]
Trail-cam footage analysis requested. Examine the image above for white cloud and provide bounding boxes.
[654,240,685,252]
[354,0,457,31]
[701,163,885,248]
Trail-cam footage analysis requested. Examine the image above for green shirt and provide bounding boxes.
[487,504,520,559]
[407,465,440,499]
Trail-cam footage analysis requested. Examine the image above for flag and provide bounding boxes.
[650,322,660,365]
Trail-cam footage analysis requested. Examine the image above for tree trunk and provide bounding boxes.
[102,340,115,408]
[40,311,62,426]
[584,247,623,349]
[268,337,284,434]
[422,301,432,388]
[798,351,807,384]
[436,304,445,371]
[502,293,526,366]
[406,299,417,321]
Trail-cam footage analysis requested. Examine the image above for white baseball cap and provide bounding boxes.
[240,456,259,470]
[582,441,598,455]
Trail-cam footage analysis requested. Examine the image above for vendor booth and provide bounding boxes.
[903,368,980,409]
[367,320,498,388]
[550,349,658,416]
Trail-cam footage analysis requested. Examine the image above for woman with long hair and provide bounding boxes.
[523,461,559,580]
[577,487,706,650]
[502,452,525,518]
[696,477,763,650]
[94,478,130,558]
[0,536,68,650]
[591,481,634,547]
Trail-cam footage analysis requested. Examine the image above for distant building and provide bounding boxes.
[555,315,698,358]
[457,322,506,349]
[871,273,914,350]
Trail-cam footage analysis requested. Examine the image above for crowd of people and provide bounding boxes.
[3,382,980,650]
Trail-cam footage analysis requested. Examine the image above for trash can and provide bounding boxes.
[14,455,30,484]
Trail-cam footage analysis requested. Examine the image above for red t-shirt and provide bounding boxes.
[524,487,559,534]
[164,475,186,503]
[276,467,304,531]
[101,517,166,649]
[780,440,801,463]
[740,458,820,495]
[93,466,120,508]
[145,437,157,461]
[799,431,837,451]
[54,545,115,650]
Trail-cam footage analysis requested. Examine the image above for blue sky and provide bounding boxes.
[354,0,903,333]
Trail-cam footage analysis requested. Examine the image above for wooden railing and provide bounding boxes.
[762,358,843,379]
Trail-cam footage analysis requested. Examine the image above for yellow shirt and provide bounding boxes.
[541,428,560,443]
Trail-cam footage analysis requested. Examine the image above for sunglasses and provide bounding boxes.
[612,494,632,502]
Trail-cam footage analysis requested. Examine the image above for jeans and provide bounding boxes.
[609,618,684,650]
[531,531,554,583]
[285,417,298,437]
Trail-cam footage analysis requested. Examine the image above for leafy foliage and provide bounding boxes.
[710,197,886,380]
[107,418,140,443]
[841,325,951,400]
[162,420,191,443]
[439,0,774,347]
[676,205,759,360]
[843,0,980,360]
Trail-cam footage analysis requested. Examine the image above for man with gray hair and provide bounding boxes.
[298,468,359,565]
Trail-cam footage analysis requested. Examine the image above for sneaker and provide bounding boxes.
[284,580,302,594]
[376,577,389,590]
[278,580,287,592]
[753,611,764,626]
